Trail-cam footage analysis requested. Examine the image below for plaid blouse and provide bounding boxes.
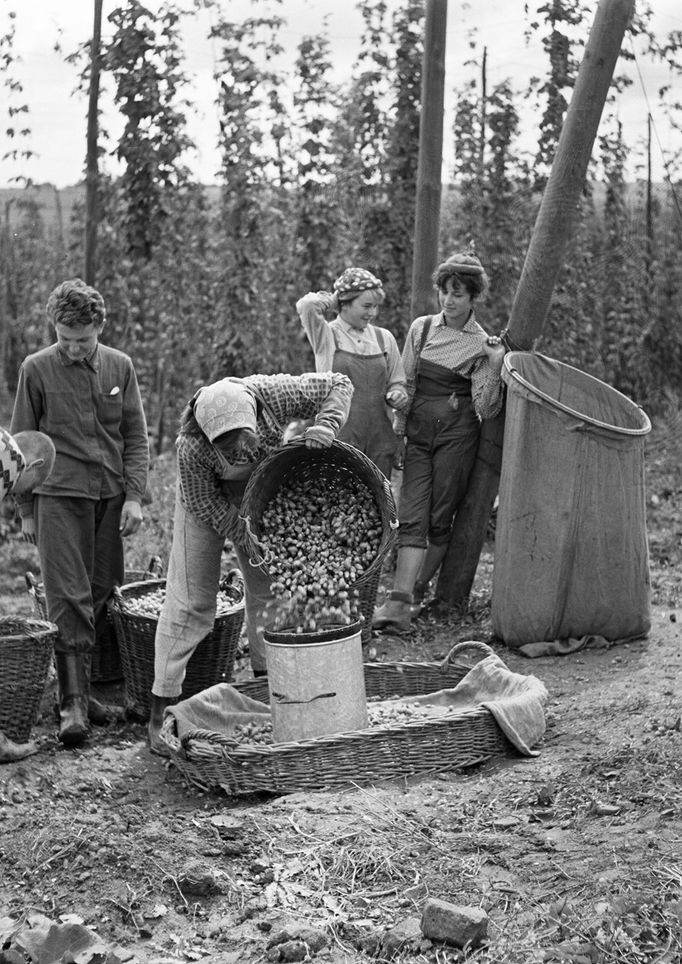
[394,313,504,434]
[177,372,353,540]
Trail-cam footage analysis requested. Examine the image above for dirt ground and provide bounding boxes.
[1,450,681,964]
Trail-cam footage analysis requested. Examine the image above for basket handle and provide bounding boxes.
[220,568,244,595]
[440,640,495,673]
[379,475,399,528]
[240,513,273,569]
[146,555,163,578]
[25,571,40,593]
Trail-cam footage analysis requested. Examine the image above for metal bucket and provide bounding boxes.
[264,620,368,743]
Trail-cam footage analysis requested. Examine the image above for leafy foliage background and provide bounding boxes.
[1,0,682,456]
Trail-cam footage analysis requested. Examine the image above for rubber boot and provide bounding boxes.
[55,652,90,747]
[88,695,122,725]
[372,591,413,632]
[147,695,172,758]
[410,581,428,617]
[85,648,124,725]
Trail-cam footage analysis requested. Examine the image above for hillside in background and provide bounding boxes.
[0,182,223,234]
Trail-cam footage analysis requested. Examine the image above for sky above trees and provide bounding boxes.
[2,0,681,188]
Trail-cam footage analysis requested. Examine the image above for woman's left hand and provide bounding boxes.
[386,387,409,412]
[483,336,507,371]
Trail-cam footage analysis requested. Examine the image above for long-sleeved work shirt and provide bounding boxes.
[10,342,149,515]
[395,312,504,435]
[296,293,405,395]
[176,371,354,541]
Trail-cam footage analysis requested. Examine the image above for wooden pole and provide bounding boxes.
[435,0,636,608]
[84,0,103,286]
[410,0,448,322]
[645,113,653,307]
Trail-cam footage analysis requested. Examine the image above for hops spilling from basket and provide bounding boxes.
[123,586,238,618]
[259,473,382,632]
[231,701,453,745]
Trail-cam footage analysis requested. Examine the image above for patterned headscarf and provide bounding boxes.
[0,426,25,500]
[193,378,257,442]
[332,267,384,302]
[445,240,485,276]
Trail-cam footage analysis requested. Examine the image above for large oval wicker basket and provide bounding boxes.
[239,440,398,644]
[25,556,163,683]
[109,572,245,720]
[0,616,58,743]
[160,643,512,795]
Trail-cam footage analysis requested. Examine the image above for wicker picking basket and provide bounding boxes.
[25,555,164,683]
[0,616,58,743]
[160,642,512,795]
[109,572,245,720]
[239,439,399,643]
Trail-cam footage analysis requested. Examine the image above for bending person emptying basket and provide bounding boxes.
[148,372,353,756]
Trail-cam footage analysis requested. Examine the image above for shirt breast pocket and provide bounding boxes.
[99,392,123,427]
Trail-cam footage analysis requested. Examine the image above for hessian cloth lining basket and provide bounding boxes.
[492,352,651,646]
[109,573,244,720]
[159,642,512,795]
[0,616,57,743]
[239,439,398,637]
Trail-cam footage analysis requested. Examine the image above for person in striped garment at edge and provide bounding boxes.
[372,245,507,632]
[147,371,353,756]
[0,425,56,762]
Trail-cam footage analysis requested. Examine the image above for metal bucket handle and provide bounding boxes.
[270,690,336,705]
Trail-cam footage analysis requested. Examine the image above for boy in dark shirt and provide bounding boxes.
[11,279,149,746]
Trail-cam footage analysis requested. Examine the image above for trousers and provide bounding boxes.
[35,493,125,654]
[152,494,276,697]
[398,393,480,549]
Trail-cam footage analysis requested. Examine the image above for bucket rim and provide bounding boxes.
[503,352,651,436]
[264,619,363,646]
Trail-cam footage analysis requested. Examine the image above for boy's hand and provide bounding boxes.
[21,516,37,545]
[119,499,143,537]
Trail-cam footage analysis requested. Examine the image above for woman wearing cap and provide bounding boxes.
[147,371,353,755]
[296,268,408,479]
[372,246,507,632]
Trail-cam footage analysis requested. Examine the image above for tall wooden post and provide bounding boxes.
[410,0,448,321]
[84,0,103,286]
[436,0,636,608]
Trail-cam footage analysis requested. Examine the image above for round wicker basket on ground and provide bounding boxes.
[109,572,245,720]
[25,556,163,683]
[239,439,398,645]
[0,616,58,743]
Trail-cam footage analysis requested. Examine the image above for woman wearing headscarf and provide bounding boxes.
[296,268,408,479]
[147,371,353,755]
[372,246,507,632]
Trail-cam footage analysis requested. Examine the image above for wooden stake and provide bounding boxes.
[410,0,448,322]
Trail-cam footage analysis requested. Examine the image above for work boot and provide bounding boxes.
[88,694,124,726]
[0,730,39,763]
[54,652,90,746]
[410,581,427,617]
[372,591,413,632]
[147,695,172,758]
